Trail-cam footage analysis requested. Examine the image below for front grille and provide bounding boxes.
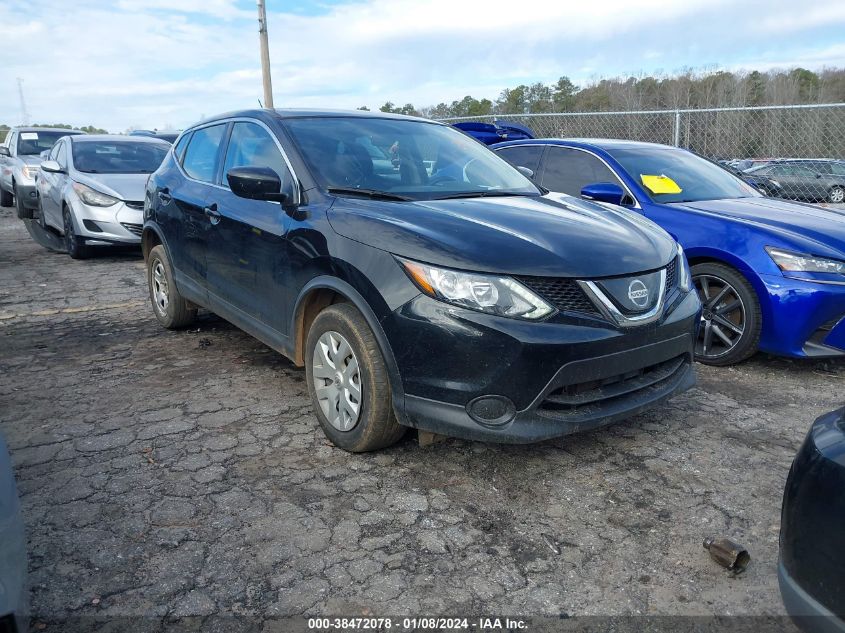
[124,200,144,210]
[121,222,143,236]
[665,257,677,289]
[538,354,687,418]
[515,276,600,316]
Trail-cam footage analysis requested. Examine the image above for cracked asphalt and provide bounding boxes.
[1,203,843,628]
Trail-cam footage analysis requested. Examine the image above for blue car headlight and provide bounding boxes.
[766,247,845,275]
[400,258,554,320]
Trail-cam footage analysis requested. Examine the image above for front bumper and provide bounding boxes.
[384,288,700,443]
[69,196,143,245]
[779,407,845,630]
[15,183,38,209]
[759,273,845,358]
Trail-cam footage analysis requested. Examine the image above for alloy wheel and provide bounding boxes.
[311,330,362,432]
[694,273,746,360]
[829,187,845,204]
[151,259,170,314]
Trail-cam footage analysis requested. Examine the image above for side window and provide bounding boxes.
[541,147,622,197]
[173,133,191,165]
[182,124,226,183]
[495,145,544,174]
[6,132,17,155]
[222,121,288,185]
[48,141,61,161]
[56,141,68,169]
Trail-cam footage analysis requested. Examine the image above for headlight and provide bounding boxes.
[21,165,37,179]
[677,244,692,292]
[400,259,554,320]
[73,182,118,207]
[766,247,845,275]
[769,179,781,188]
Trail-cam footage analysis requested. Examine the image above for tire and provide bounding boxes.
[15,185,33,219]
[37,195,49,230]
[0,186,12,207]
[147,244,197,329]
[62,206,89,259]
[305,303,405,452]
[828,186,845,204]
[691,262,761,366]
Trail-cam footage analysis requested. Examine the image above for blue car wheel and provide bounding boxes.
[692,262,762,365]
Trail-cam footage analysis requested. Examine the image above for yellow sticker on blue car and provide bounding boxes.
[640,174,682,194]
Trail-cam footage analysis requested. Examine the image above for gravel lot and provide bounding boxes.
[1,204,843,629]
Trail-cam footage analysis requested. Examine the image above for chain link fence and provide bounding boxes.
[440,103,845,204]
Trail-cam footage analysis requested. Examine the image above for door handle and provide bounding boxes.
[204,203,221,225]
[157,188,172,204]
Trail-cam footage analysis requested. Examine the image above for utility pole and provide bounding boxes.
[17,78,30,125]
[257,0,274,109]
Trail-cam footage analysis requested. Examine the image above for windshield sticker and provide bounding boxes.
[20,132,39,140]
[640,174,682,194]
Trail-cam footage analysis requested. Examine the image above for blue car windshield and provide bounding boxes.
[607,147,761,203]
[72,141,169,174]
[283,116,540,201]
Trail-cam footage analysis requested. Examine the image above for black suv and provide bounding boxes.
[143,109,700,452]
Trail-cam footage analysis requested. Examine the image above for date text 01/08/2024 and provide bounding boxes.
[307,617,528,630]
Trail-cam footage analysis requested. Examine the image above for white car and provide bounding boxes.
[36,134,169,258]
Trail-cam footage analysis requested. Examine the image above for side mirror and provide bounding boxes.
[515,165,534,179]
[227,166,289,204]
[0,146,10,157]
[41,160,63,174]
[581,182,626,206]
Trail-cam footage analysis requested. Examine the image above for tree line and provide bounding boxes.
[370,67,845,118]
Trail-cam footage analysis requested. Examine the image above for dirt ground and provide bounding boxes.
[1,204,843,629]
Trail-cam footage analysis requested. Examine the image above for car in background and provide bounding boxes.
[717,161,784,197]
[729,158,773,171]
[0,126,86,218]
[779,406,845,633]
[746,161,845,203]
[129,129,180,144]
[452,120,535,145]
[0,433,27,633]
[36,134,170,258]
[143,109,700,451]
[493,138,845,365]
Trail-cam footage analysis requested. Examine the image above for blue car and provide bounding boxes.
[493,139,845,365]
[452,121,535,145]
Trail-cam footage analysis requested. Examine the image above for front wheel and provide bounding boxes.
[63,206,89,259]
[692,262,761,366]
[828,186,845,204]
[305,303,405,452]
[0,186,13,207]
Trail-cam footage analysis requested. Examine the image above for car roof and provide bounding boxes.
[11,126,86,134]
[492,138,677,151]
[69,134,170,145]
[187,108,441,129]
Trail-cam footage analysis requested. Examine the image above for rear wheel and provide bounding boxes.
[828,186,845,204]
[0,186,12,207]
[147,244,196,328]
[305,303,405,452]
[63,206,89,259]
[692,262,761,366]
[15,185,33,219]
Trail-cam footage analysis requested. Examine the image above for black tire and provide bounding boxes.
[0,186,12,207]
[305,303,405,452]
[37,195,49,230]
[62,206,89,259]
[691,262,761,366]
[15,185,33,219]
[828,186,845,204]
[147,244,197,329]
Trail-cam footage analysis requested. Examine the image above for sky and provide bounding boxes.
[2,0,845,132]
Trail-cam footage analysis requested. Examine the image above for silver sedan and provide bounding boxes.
[36,135,169,258]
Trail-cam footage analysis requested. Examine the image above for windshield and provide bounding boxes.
[282,116,539,201]
[607,147,761,203]
[71,141,168,174]
[17,131,78,156]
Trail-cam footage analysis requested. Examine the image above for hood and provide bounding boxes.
[666,197,845,257]
[328,192,676,277]
[20,155,42,166]
[73,172,149,202]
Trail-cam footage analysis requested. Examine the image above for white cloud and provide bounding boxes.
[0,0,843,131]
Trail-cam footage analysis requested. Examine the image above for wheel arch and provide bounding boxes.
[291,276,410,426]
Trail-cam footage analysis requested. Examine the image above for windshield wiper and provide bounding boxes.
[327,187,412,202]
[433,190,530,200]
